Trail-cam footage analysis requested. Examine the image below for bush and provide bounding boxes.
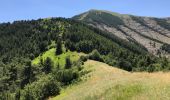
[24,88,35,100]
[0,91,15,100]
[89,50,103,62]
[41,79,60,99]
[56,69,79,85]
[147,64,155,72]
[15,90,21,100]
[118,60,132,71]
[79,55,88,62]
[22,75,60,100]
[103,55,117,66]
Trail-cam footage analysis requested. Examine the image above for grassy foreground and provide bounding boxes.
[50,60,170,100]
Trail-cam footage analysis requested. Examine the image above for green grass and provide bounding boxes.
[85,84,145,100]
[32,48,83,68]
[47,41,56,49]
[50,60,170,100]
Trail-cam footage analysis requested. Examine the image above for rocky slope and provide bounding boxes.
[73,10,170,57]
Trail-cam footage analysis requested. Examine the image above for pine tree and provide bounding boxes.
[15,90,20,100]
[21,61,34,88]
[89,50,103,62]
[65,56,72,69]
[56,38,62,55]
[43,57,53,74]
[9,65,17,81]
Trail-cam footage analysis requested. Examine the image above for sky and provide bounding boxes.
[0,0,170,22]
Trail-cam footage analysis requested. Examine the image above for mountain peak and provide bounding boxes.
[88,9,122,16]
[73,9,170,56]
[72,9,129,21]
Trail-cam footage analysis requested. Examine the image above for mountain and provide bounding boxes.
[73,9,170,57]
[0,13,170,99]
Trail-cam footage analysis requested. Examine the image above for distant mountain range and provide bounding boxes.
[73,9,170,57]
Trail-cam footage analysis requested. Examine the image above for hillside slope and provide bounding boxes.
[0,16,170,99]
[50,60,170,100]
[73,10,170,57]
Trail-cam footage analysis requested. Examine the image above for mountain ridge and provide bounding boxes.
[73,9,170,57]
[75,9,170,19]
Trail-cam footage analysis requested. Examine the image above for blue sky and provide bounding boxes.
[0,0,170,22]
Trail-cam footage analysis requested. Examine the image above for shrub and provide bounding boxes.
[41,79,60,99]
[22,75,61,100]
[15,90,21,100]
[79,55,88,62]
[89,50,103,62]
[147,66,154,72]
[56,69,79,85]
[24,87,35,100]
[118,60,132,71]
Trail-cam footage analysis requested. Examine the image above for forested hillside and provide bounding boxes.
[0,17,170,99]
[73,9,170,57]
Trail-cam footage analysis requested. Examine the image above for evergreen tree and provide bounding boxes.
[89,50,103,62]
[43,57,53,74]
[21,61,34,88]
[65,56,72,69]
[15,90,20,100]
[24,87,35,100]
[162,57,168,68]
[9,65,17,81]
[56,38,62,55]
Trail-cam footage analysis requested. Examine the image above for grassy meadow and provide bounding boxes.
[32,48,84,67]
[50,60,170,100]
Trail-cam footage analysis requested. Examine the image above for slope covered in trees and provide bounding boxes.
[0,17,170,99]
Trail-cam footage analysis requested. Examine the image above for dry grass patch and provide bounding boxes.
[50,60,170,100]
